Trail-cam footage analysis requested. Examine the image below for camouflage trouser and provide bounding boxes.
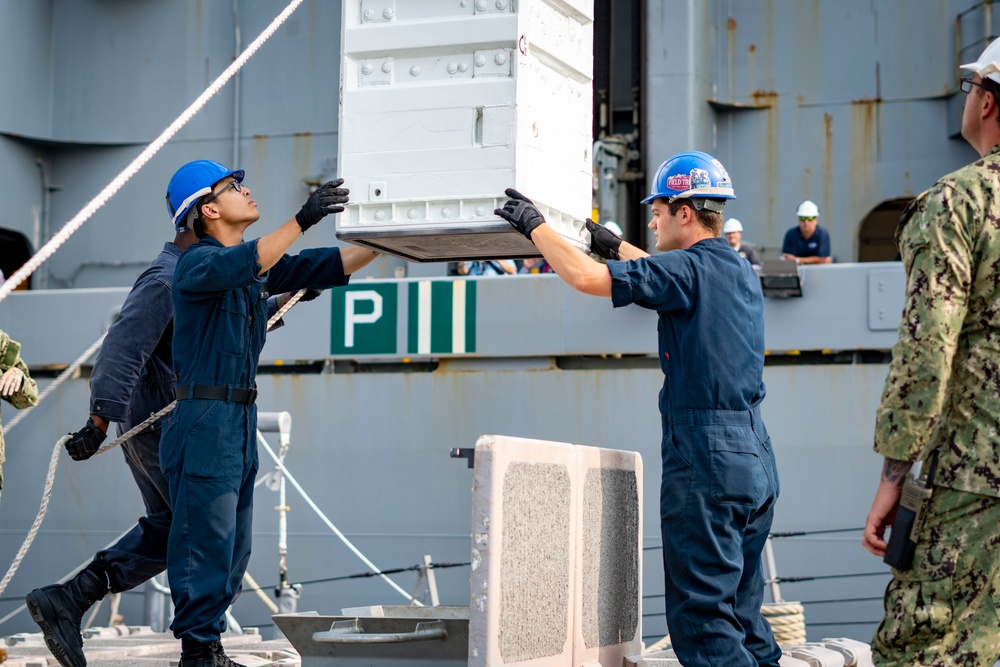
[872,487,1000,667]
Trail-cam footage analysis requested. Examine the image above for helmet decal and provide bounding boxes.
[666,174,691,190]
[642,151,736,205]
[689,168,710,190]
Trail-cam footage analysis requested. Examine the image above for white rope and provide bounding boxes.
[255,431,420,605]
[761,602,807,645]
[644,634,671,653]
[0,528,133,627]
[0,435,68,596]
[0,291,304,597]
[0,0,306,306]
[4,334,106,434]
[242,570,280,615]
[270,288,306,323]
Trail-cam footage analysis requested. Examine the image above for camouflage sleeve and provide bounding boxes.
[0,330,18,368]
[873,183,974,461]
[8,356,38,410]
[0,329,39,410]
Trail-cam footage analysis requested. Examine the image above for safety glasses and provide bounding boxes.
[961,76,985,94]
[798,216,816,222]
[202,180,244,207]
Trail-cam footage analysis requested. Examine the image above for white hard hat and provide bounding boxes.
[603,221,624,237]
[796,200,819,218]
[722,218,743,234]
[961,36,1000,85]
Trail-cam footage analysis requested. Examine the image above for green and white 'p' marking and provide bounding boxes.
[408,280,477,355]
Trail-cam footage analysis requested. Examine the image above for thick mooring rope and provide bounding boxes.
[0,290,304,597]
[4,334,106,434]
[0,0,306,306]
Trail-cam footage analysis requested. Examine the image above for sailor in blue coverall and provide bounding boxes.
[496,151,781,667]
[157,160,379,667]
[25,216,312,667]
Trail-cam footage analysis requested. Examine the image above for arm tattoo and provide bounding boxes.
[881,458,912,486]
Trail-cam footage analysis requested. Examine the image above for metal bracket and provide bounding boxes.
[450,448,475,468]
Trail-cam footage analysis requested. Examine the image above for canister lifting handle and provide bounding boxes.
[312,619,448,644]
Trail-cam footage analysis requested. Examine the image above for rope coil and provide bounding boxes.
[761,602,807,645]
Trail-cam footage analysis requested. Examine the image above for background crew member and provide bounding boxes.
[781,200,831,264]
[723,218,760,265]
[159,161,377,667]
[25,159,317,667]
[861,37,1000,666]
[0,329,38,505]
[495,150,780,667]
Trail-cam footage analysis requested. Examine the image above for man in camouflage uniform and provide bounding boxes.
[862,36,1000,667]
[0,329,40,502]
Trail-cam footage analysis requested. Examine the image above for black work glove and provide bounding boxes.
[494,188,545,241]
[300,288,323,302]
[585,219,623,260]
[295,179,350,232]
[65,418,108,461]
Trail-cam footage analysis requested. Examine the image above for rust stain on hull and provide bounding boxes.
[752,91,779,237]
[850,99,882,259]
[824,112,833,228]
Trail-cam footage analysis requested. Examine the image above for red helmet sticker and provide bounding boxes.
[666,174,690,190]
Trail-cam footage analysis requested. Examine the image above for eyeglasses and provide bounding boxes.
[201,180,244,207]
[961,76,986,94]
[798,216,816,222]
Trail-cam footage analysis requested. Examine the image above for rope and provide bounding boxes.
[0,529,132,627]
[0,436,68,596]
[0,291,304,597]
[4,334,106,433]
[259,561,470,590]
[270,289,306,323]
[242,570,279,615]
[0,0,306,306]
[641,526,865,551]
[761,602,806,644]
[644,634,671,653]
[769,527,863,538]
[768,571,889,584]
[255,431,421,605]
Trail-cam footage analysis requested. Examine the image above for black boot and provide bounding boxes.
[177,640,246,667]
[25,562,109,667]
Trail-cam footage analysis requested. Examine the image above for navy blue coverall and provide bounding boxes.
[89,243,283,593]
[607,236,781,667]
[89,243,180,592]
[160,236,348,643]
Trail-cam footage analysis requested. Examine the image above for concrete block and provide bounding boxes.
[336,1,595,261]
[468,434,642,667]
[574,446,643,666]
[468,435,577,666]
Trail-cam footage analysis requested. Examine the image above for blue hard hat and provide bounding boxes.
[165,160,244,230]
[642,151,735,205]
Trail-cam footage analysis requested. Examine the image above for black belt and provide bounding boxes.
[175,385,258,405]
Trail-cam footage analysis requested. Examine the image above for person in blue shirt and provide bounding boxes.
[781,200,832,264]
[457,259,516,275]
[495,151,780,667]
[25,166,316,667]
[156,160,378,667]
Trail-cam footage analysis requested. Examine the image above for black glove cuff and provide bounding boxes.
[85,418,108,445]
[294,210,315,233]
